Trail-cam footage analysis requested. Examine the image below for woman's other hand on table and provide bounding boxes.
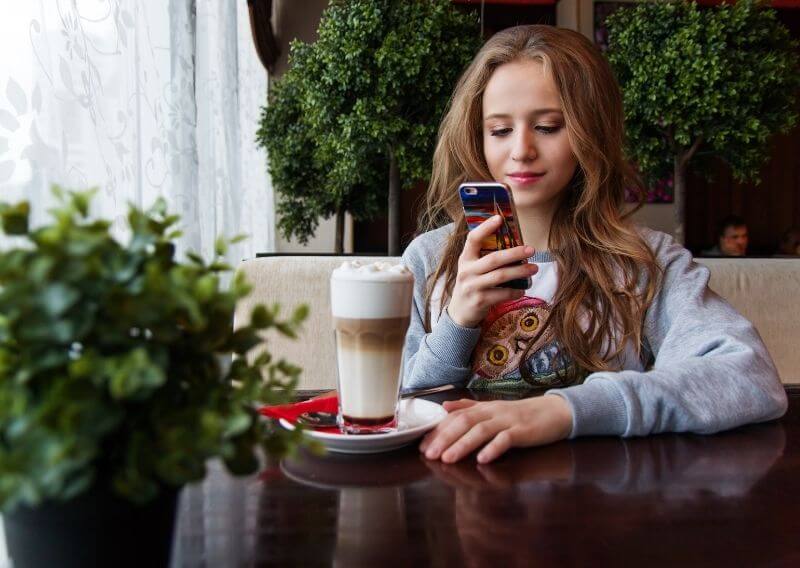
[419,395,573,464]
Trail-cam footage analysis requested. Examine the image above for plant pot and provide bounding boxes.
[4,482,179,568]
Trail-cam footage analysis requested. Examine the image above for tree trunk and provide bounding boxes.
[388,147,400,256]
[672,136,702,246]
[673,156,686,245]
[334,208,344,254]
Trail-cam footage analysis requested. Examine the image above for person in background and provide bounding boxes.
[702,215,749,257]
[775,227,800,257]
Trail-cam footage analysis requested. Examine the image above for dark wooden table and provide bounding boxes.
[171,387,800,567]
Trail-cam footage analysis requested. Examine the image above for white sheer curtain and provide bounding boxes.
[0,3,273,564]
[0,0,274,262]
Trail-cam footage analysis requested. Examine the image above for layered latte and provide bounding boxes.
[330,261,414,434]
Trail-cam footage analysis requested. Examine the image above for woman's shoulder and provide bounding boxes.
[635,225,671,249]
[634,225,691,263]
[402,223,456,266]
[633,224,709,292]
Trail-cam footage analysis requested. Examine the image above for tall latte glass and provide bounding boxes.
[330,261,414,434]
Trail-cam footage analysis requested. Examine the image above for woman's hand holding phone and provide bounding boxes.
[447,215,539,328]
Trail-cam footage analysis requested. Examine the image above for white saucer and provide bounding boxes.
[279,398,447,454]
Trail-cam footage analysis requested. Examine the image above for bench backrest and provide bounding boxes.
[234,256,800,388]
[696,257,798,383]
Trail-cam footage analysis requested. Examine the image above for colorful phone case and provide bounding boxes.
[459,182,530,290]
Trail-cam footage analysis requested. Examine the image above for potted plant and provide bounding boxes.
[605,0,800,244]
[258,0,481,254]
[0,188,307,567]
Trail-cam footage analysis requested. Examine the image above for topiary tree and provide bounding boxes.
[258,0,480,254]
[606,0,800,244]
[257,44,385,253]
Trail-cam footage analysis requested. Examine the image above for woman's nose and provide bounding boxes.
[511,129,536,162]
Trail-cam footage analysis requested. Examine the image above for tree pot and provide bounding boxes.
[4,482,179,568]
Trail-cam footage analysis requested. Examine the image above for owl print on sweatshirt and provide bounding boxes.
[468,296,586,391]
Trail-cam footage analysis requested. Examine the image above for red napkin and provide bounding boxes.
[259,395,341,434]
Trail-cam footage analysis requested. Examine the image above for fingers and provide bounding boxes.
[442,399,480,412]
[420,406,488,460]
[420,399,477,454]
[462,215,503,261]
[460,238,536,292]
[423,416,518,464]
[472,245,534,274]
[421,405,503,463]
[474,262,538,290]
[440,420,504,463]
[476,430,515,464]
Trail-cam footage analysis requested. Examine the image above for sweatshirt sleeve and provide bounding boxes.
[400,235,481,391]
[548,230,788,438]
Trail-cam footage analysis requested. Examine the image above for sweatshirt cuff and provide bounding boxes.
[546,375,628,438]
[424,308,482,369]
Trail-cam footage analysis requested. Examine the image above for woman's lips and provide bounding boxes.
[507,172,545,185]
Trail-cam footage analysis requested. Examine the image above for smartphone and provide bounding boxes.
[458,182,531,290]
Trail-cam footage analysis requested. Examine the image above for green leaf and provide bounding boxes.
[186,251,205,265]
[214,236,228,257]
[0,201,30,235]
[72,190,95,217]
[292,304,309,324]
[108,349,166,400]
[223,413,252,437]
[194,274,218,303]
[227,329,262,355]
[41,284,80,317]
[249,304,274,329]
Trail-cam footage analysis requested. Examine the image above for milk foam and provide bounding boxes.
[331,261,414,319]
[332,260,411,280]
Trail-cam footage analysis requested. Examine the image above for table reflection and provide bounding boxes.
[276,446,431,566]
[425,423,786,567]
[425,423,785,498]
[171,419,786,567]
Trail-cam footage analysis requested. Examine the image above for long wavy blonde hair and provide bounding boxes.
[421,25,661,372]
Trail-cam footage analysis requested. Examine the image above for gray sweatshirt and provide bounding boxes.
[401,224,787,438]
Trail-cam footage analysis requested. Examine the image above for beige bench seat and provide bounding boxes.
[234,256,800,389]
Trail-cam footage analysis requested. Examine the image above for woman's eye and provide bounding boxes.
[490,128,512,137]
[535,125,560,134]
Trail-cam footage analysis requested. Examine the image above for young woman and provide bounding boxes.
[400,25,786,464]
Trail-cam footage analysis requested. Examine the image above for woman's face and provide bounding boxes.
[482,59,578,212]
